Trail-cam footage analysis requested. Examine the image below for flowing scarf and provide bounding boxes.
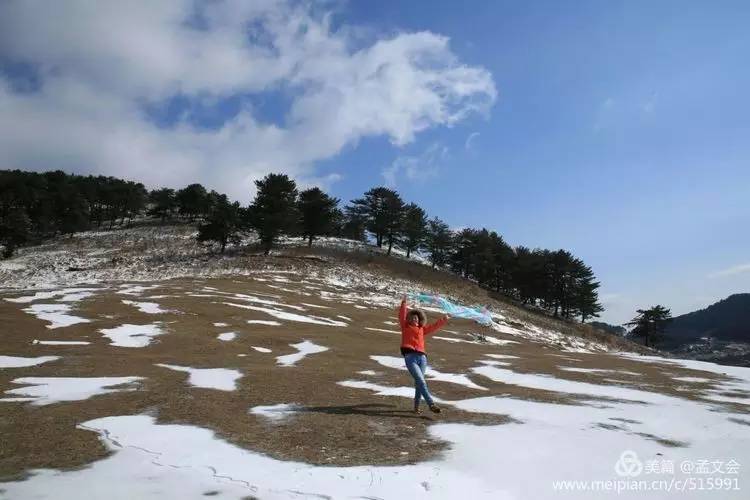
[408,292,493,326]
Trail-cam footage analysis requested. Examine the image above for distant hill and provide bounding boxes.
[589,321,626,336]
[666,294,750,343]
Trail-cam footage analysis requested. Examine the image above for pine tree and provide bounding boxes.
[625,305,672,347]
[298,187,340,247]
[0,207,31,258]
[59,192,90,235]
[571,263,604,322]
[450,228,477,278]
[511,247,547,306]
[148,188,176,222]
[247,173,299,255]
[176,183,210,221]
[350,187,404,249]
[401,203,427,258]
[425,217,453,269]
[340,206,367,242]
[197,194,242,253]
[383,191,405,256]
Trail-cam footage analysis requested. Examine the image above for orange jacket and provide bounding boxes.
[399,299,448,354]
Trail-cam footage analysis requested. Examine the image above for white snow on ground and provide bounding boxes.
[485,354,520,359]
[267,284,312,295]
[491,320,610,353]
[22,303,91,329]
[57,291,96,302]
[370,355,488,391]
[117,284,161,295]
[251,346,272,353]
[618,353,750,382]
[249,403,301,423]
[483,335,520,346]
[275,340,329,367]
[246,319,282,326]
[0,377,143,405]
[471,363,673,404]
[226,292,307,311]
[217,332,237,341]
[337,315,352,321]
[121,300,170,314]
[0,355,60,368]
[558,367,641,376]
[155,364,242,391]
[33,340,91,345]
[432,334,517,346]
[4,287,100,303]
[702,391,750,406]
[213,322,229,327]
[357,370,380,376]
[99,323,164,348]
[673,376,712,383]
[0,261,25,271]
[0,413,533,499]
[481,359,511,367]
[337,380,417,398]
[224,302,347,326]
[335,359,750,499]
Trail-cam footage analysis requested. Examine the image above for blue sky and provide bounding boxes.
[1,1,748,324]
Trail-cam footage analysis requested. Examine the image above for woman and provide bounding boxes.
[398,295,449,414]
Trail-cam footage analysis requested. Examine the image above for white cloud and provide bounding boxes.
[708,263,750,279]
[464,131,480,153]
[382,143,448,188]
[0,0,496,202]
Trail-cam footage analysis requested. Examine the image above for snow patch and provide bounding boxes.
[225,302,346,326]
[370,355,487,391]
[121,300,170,314]
[246,319,282,326]
[4,287,99,303]
[22,303,91,329]
[99,323,164,348]
[276,340,329,367]
[1,377,143,405]
[155,364,242,391]
[250,403,301,422]
[0,355,60,368]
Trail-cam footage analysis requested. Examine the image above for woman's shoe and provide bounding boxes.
[429,404,442,414]
[413,406,422,415]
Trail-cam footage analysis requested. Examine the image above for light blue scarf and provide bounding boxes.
[408,292,493,326]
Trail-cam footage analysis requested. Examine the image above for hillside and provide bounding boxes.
[0,221,646,354]
[1,223,749,499]
[666,294,750,342]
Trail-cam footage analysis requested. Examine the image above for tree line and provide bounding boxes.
[1,169,604,323]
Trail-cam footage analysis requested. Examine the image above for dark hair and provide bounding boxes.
[407,309,426,326]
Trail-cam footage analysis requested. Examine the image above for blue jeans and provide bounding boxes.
[404,352,434,407]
